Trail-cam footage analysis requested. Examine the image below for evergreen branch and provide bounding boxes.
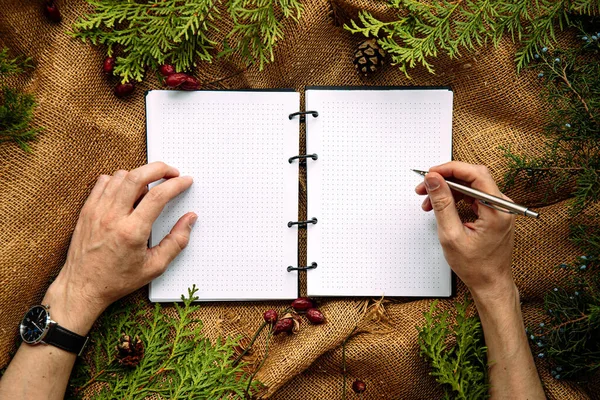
[503,33,600,215]
[68,286,258,399]
[71,0,302,82]
[514,1,569,70]
[529,264,600,380]
[0,87,42,152]
[417,297,489,399]
[0,47,33,78]
[541,51,597,124]
[346,0,600,75]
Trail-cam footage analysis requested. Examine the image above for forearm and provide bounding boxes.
[0,279,100,399]
[472,281,545,400]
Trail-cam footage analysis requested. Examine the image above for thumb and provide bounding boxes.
[424,172,463,236]
[146,212,197,278]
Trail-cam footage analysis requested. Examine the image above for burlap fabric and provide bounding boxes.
[1,1,598,398]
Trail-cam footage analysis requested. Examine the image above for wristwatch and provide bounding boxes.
[19,305,90,356]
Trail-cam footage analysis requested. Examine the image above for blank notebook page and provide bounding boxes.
[306,88,453,297]
[146,90,299,301]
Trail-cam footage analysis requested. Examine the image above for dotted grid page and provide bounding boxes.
[146,90,299,301]
[305,89,453,297]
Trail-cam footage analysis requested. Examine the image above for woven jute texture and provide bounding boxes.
[1,0,598,398]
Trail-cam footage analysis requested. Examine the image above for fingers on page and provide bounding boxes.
[116,162,180,209]
[132,176,193,228]
[147,212,197,277]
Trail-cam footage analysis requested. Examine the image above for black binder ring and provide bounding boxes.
[288,110,319,121]
[287,217,318,228]
[288,153,318,163]
[287,262,318,272]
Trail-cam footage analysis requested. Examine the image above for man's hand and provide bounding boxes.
[44,162,196,334]
[0,162,196,400]
[415,161,516,299]
[416,161,545,399]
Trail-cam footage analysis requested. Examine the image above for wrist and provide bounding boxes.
[470,278,519,308]
[42,274,104,336]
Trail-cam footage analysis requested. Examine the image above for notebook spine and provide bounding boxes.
[287,109,319,273]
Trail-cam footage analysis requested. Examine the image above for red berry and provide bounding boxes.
[263,309,278,324]
[352,380,366,394]
[103,56,116,74]
[43,1,62,23]
[114,82,134,98]
[306,308,325,324]
[181,75,200,91]
[273,318,294,335]
[291,297,314,311]
[165,73,189,88]
[159,64,176,77]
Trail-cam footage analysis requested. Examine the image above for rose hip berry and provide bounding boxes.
[114,82,134,98]
[181,75,200,90]
[263,309,278,324]
[165,73,189,88]
[103,56,116,74]
[306,308,325,324]
[159,64,176,77]
[273,318,294,335]
[43,1,62,23]
[291,297,314,311]
[352,379,366,394]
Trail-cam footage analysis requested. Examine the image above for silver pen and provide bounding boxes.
[412,169,539,219]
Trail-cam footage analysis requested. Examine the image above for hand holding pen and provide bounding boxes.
[412,169,539,218]
[414,161,519,295]
[414,161,545,399]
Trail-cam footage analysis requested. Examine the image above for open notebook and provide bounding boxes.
[146,87,453,302]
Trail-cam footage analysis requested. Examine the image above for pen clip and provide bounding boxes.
[478,200,519,215]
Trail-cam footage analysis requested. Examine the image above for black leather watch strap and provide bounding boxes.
[44,323,89,356]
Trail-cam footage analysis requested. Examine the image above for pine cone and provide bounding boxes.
[353,39,385,76]
[116,333,144,367]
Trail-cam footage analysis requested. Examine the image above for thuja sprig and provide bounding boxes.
[0,47,33,78]
[222,0,303,70]
[68,285,258,399]
[71,0,303,83]
[0,47,40,153]
[417,297,490,400]
[345,0,599,76]
[0,87,42,153]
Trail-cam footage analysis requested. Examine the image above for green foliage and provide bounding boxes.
[0,47,39,153]
[502,24,599,214]
[417,298,490,400]
[527,251,600,380]
[71,0,303,83]
[68,286,259,399]
[501,19,600,382]
[0,47,33,78]
[345,0,599,76]
[0,87,42,152]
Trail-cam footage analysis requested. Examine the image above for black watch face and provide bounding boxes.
[20,306,50,344]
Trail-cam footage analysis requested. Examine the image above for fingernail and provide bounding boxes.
[421,196,429,208]
[189,213,198,227]
[424,176,440,191]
